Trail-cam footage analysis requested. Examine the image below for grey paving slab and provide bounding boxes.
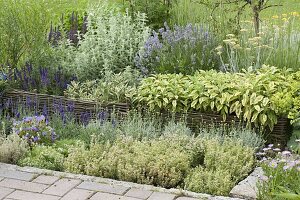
[176,197,199,200]
[148,192,177,200]
[0,187,14,199]
[90,192,141,200]
[0,178,48,193]
[77,181,129,195]
[0,169,36,181]
[124,188,153,199]
[60,188,94,200]
[43,178,82,196]
[32,175,60,185]
[7,190,60,200]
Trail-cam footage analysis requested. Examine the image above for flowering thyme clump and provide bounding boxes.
[12,115,57,145]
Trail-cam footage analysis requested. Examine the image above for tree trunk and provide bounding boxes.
[252,5,260,35]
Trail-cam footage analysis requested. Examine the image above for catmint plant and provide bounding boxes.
[12,115,58,145]
[135,23,219,75]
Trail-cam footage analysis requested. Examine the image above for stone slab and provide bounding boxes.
[7,190,60,200]
[125,188,153,199]
[61,188,94,200]
[230,167,263,200]
[77,181,129,195]
[148,192,176,200]
[90,192,140,200]
[0,187,14,199]
[176,197,199,200]
[0,178,48,193]
[43,178,82,196]
[32,175,60,185]
[0,169,36,181]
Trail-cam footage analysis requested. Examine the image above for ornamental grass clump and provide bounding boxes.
[12,115,57,145]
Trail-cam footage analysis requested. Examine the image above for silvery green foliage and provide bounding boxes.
[59,2,150,80]
[0,134,29,164]
[197,125,265,149]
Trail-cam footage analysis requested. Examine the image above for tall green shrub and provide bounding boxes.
[0,0,53,67]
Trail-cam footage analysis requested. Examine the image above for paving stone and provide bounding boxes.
[0,187,14,199]
[148,192,176,200]
[90,192,141,200]
[0,178,48,193]
[124,188,153,199]
[43,178,82,196]
[176,197,198,200]
[61,188,94,200]
[230,167,263,200]
[0,169,36,181]
[7,190,60,200]
[32,175,60,185]
[77,181,129,195]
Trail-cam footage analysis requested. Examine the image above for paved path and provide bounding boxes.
[0,163,243,200]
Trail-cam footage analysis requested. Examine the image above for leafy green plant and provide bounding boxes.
[57,2,150,80]
[136,73,190,112]
[123,0,171,29]
[19,145,65,171]
[287,128,300,154]
[65,67,140,103]
[137,66,295,130]
[0,0,54,67]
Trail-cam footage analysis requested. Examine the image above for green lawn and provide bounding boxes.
[261,0,300,17]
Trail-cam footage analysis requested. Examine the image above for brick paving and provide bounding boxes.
[0,163,244,200]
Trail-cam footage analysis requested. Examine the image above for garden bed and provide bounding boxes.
[3,89,292,146]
